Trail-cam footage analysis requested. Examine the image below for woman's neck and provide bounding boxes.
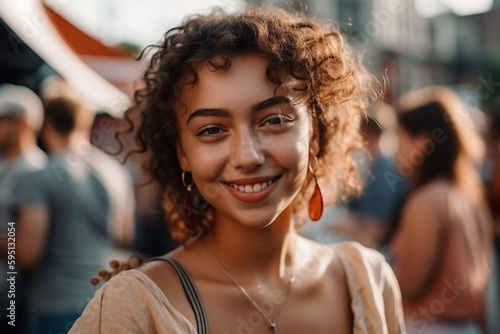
[201,209,297,283]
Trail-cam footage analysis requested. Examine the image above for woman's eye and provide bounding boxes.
[196,126,224,136]
[262,115,293,126]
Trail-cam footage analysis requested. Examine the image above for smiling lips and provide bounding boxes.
[229,180,269,193]
[223,176,280,201]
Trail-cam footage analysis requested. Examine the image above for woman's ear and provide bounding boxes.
[176,141,191,172]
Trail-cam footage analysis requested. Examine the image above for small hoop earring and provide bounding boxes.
[181,171,195,230]
[182,171,193,191]
[308,161,323,222]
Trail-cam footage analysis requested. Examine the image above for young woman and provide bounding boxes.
[71,6,405,334]
[390,86,493,334]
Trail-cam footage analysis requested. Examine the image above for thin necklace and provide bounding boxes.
[201,239,294,334]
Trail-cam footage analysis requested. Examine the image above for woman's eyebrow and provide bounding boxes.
[252,96,291,113]
[186,96,291,124]
[187,108,230,124]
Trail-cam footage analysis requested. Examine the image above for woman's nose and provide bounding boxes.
[231,130,265,170]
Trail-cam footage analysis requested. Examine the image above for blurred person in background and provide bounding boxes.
[90,112,180,257]
[131,170,180,257]
[390,86,493,334]
[11,78,135,334]
[332,103,408,250]
[0,84,46,334]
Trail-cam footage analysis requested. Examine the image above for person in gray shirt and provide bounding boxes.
[0,84,47,334]
[12,82,135,334]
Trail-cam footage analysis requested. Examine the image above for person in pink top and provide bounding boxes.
[391,86,493,334]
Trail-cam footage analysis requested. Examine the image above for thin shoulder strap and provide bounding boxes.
[149,256,209,334]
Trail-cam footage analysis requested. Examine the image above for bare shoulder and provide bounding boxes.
[296,236,349,285]
[138,249,188,296]
[139,256,182,289]
[408,179,451,204]
[400,183,444,232]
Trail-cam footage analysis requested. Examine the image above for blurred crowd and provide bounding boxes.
[0,79,499,333]
[0,78,179,334]
[302,86,500,334]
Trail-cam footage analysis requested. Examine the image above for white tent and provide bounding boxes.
[0,0,130,117]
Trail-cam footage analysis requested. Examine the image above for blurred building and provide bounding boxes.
[43,4,143,97]
[247,0,500,108]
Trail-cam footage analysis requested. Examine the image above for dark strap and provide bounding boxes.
[149,256,209,334]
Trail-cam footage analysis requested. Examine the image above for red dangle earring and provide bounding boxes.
[308,164,323,222]
[181,171,196,231]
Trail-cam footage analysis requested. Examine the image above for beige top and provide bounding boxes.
[70,242,405,333]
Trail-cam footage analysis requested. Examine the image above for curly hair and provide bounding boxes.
[120,5,376,242]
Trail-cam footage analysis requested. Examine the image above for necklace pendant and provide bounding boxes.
[270,323,275,328]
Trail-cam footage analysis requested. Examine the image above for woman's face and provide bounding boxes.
[175,54,311,229]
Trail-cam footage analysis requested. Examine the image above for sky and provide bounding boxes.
[44,0,243,48]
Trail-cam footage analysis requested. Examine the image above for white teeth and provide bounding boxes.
[229,180,273,193]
